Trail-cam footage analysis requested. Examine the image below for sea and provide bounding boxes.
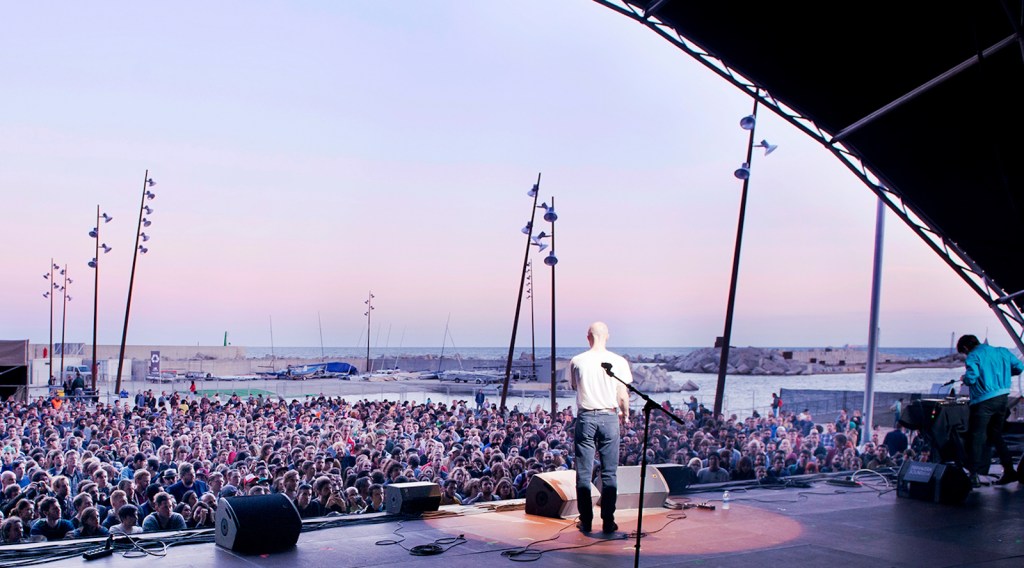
[238,346,1009,417]
[244,346,955,362]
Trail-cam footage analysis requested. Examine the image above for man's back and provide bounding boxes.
[964,344,1024,403]
[570,349,631,410]
[882,429,908,455]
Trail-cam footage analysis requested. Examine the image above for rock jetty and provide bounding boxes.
[644,347,811,375]
[630,365,698,392]
[632,347,964,375]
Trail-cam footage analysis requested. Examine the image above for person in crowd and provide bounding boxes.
[570,321,631,534]
[141,492,187,532]
[697,454,730,484]
[109,504,143,535]
[30,497,74,541]
[731,456,756,481]
[1,517,23,544]
[957,334,1024,487]
[189,502,215,529]
[882,425,909,457]
[102,490,128,529]
[312,476,346,514]
[294,482,323,519]
[360,484,385,513]
[464,476,500,504]
[771,393,782,418]
[167,463,209,502]
[439,478,463,506]
[71,507,109,539]
[867,445,896,470]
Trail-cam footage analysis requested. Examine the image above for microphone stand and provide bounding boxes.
[602,364,687,568]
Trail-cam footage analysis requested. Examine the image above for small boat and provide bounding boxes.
[438,369,509,384]
[273,361,358,380]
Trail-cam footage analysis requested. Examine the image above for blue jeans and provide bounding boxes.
[574,410,619,523]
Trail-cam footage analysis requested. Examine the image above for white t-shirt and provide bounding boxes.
[570,349,632,411]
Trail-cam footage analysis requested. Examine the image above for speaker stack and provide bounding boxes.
[525,470,597,519]
[525,466,671,519]
[896,460,971,505]
[385,481,441,515]
[594,465,670,509]
[215,493,302,554]
[650,463,697,495]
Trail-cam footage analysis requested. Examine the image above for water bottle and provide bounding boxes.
[722,490,731,510]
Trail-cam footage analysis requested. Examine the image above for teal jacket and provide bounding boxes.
[963,344,1024,405]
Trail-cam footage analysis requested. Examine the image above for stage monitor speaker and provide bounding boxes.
[595,465,670,510]
[896,460,971,505]
[525,470,597,519]
[215,493,302,554]
[650,464,697,495]
[385,481,441,515]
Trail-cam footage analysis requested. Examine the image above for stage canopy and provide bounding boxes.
[596,1,1024,348]
[0,340,28,366]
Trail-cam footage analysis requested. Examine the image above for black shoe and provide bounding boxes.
[577,519,592,533]
[602,520,618,534]
[994,472,1019,486]
[970,474,982,488]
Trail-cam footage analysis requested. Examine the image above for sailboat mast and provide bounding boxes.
[393,326,406,370]
[437,313,451,374]
[318,312,325,361]
[269,315,275,372]
[364,291,374,376]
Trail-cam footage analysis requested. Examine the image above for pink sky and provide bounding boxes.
[0,2,1009,349]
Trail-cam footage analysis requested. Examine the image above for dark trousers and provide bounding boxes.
[968,394,1013,475]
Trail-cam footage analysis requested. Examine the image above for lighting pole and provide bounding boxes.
[501,174,542,413]
[59,265,72,386]
[88,206,113,390]
[364,291,374,375]
[44,261,59,384]
[115,172,156,394]
[527,260,537,382]
[713,97,777,417]
[538,199,559,417]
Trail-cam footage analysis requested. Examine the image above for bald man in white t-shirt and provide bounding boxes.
[570,321,631,534]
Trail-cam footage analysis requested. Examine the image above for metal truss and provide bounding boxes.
[592,0,1024,354]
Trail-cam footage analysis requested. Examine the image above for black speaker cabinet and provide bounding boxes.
[897,460,971,505]
[385,481,441,515]
[215,493,302,554]
[594,465,670,509]
[525,470,597,519]
[651,463,697,495]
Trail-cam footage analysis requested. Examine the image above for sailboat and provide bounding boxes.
[436,319,515,384]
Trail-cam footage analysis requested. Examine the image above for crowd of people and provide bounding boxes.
[0,386,924,544]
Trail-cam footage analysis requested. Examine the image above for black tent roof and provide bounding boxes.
[597,2,1024,340]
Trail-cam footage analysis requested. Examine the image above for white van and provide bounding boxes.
[63,365,92,383]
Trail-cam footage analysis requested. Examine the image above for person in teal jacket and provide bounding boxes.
[957,334,1023,487]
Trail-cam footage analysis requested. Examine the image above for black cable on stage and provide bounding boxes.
[374,520,468,556]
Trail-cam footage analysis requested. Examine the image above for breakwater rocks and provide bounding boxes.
[631,347,964,375]
[636,347,811,375]
[630,365,699,392]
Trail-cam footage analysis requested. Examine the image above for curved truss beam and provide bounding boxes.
[592,0,1024,354]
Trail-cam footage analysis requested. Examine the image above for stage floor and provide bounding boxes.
[30,470,1024,568]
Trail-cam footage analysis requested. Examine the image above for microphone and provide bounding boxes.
[941,378,957,387]
[601,362,613,376]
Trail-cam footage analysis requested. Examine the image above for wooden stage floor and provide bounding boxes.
[24,469,1024,568]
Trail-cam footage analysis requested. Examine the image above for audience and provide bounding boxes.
[0,388,916,543]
